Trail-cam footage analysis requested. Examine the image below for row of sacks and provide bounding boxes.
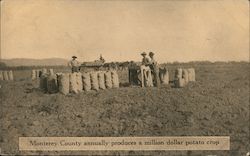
[39,70,120,94]
[159,67,169,85]
[0,71,14,81]
[174,68,195,88]
[32,68,54,80]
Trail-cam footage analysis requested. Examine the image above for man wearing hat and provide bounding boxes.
[149,52,157,66]
[140,52,154,87]
[68,56,80,73]
[149,52,160,87]
[141,52,150,66]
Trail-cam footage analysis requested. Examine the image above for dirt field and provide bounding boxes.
[0,62,249,155]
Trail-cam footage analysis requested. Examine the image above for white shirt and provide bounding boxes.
[68,59,79,67]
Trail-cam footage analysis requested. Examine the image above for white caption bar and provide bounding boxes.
[19,136,230,151]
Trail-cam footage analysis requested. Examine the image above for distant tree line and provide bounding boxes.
[0,62,7,69]
[104,60,249,69]
[0,61,248,70]
[0,64,68,70]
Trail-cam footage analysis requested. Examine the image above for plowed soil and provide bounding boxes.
[0,62,249,155]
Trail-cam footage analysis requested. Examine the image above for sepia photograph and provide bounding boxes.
[0,0,249,155]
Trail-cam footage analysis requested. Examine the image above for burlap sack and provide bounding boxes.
[47,74,58,94]
[82,72,91,91]
[90,72,99,91]
[175,78,185,88]
[8,71,14,81]
[98,71,106,90]
[193,69,196,81]
[76,72,83,92]
[192,68,196,81]
[159,67,169,84]
[163,70,169,85]
[182,69,189,84]
[48,69,54,75]
[42,68,47,75]
[39,73,48,92]
[57,73,70,95]
[3,71,9,81]
[32,70,36,80]
[36,70,40,78]
[175,68,182,80]
[105,71,112,89]
[0,71,3,80]
[69,73,78,94]
[159,68,164,83]
[111,70,119,88]
[188,68,196,81]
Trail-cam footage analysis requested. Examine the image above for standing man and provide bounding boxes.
[99,54,105,63]
[149,52,160,87]
[140,52,153,87]
[68,56,80,73]
[141,52,150,66]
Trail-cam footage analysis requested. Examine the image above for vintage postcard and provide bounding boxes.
[0,0,249,155]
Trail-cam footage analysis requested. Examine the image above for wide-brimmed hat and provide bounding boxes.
[141,52,146,56]
[149,52,154,56]
[72,56,77,58]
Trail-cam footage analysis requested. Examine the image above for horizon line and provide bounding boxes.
[0,57,249,63]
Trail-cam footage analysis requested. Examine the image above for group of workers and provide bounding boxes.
[141,52,158,67]
[140,52,160,87]
[68,51,160,87]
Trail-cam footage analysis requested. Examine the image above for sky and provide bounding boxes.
[1,0,249,63]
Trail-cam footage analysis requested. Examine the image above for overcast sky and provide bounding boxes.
[1,0,249,62]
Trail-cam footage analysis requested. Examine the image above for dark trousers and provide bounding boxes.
[150,65,160,87]
[129,69,139,85]
[72,66,79,73]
